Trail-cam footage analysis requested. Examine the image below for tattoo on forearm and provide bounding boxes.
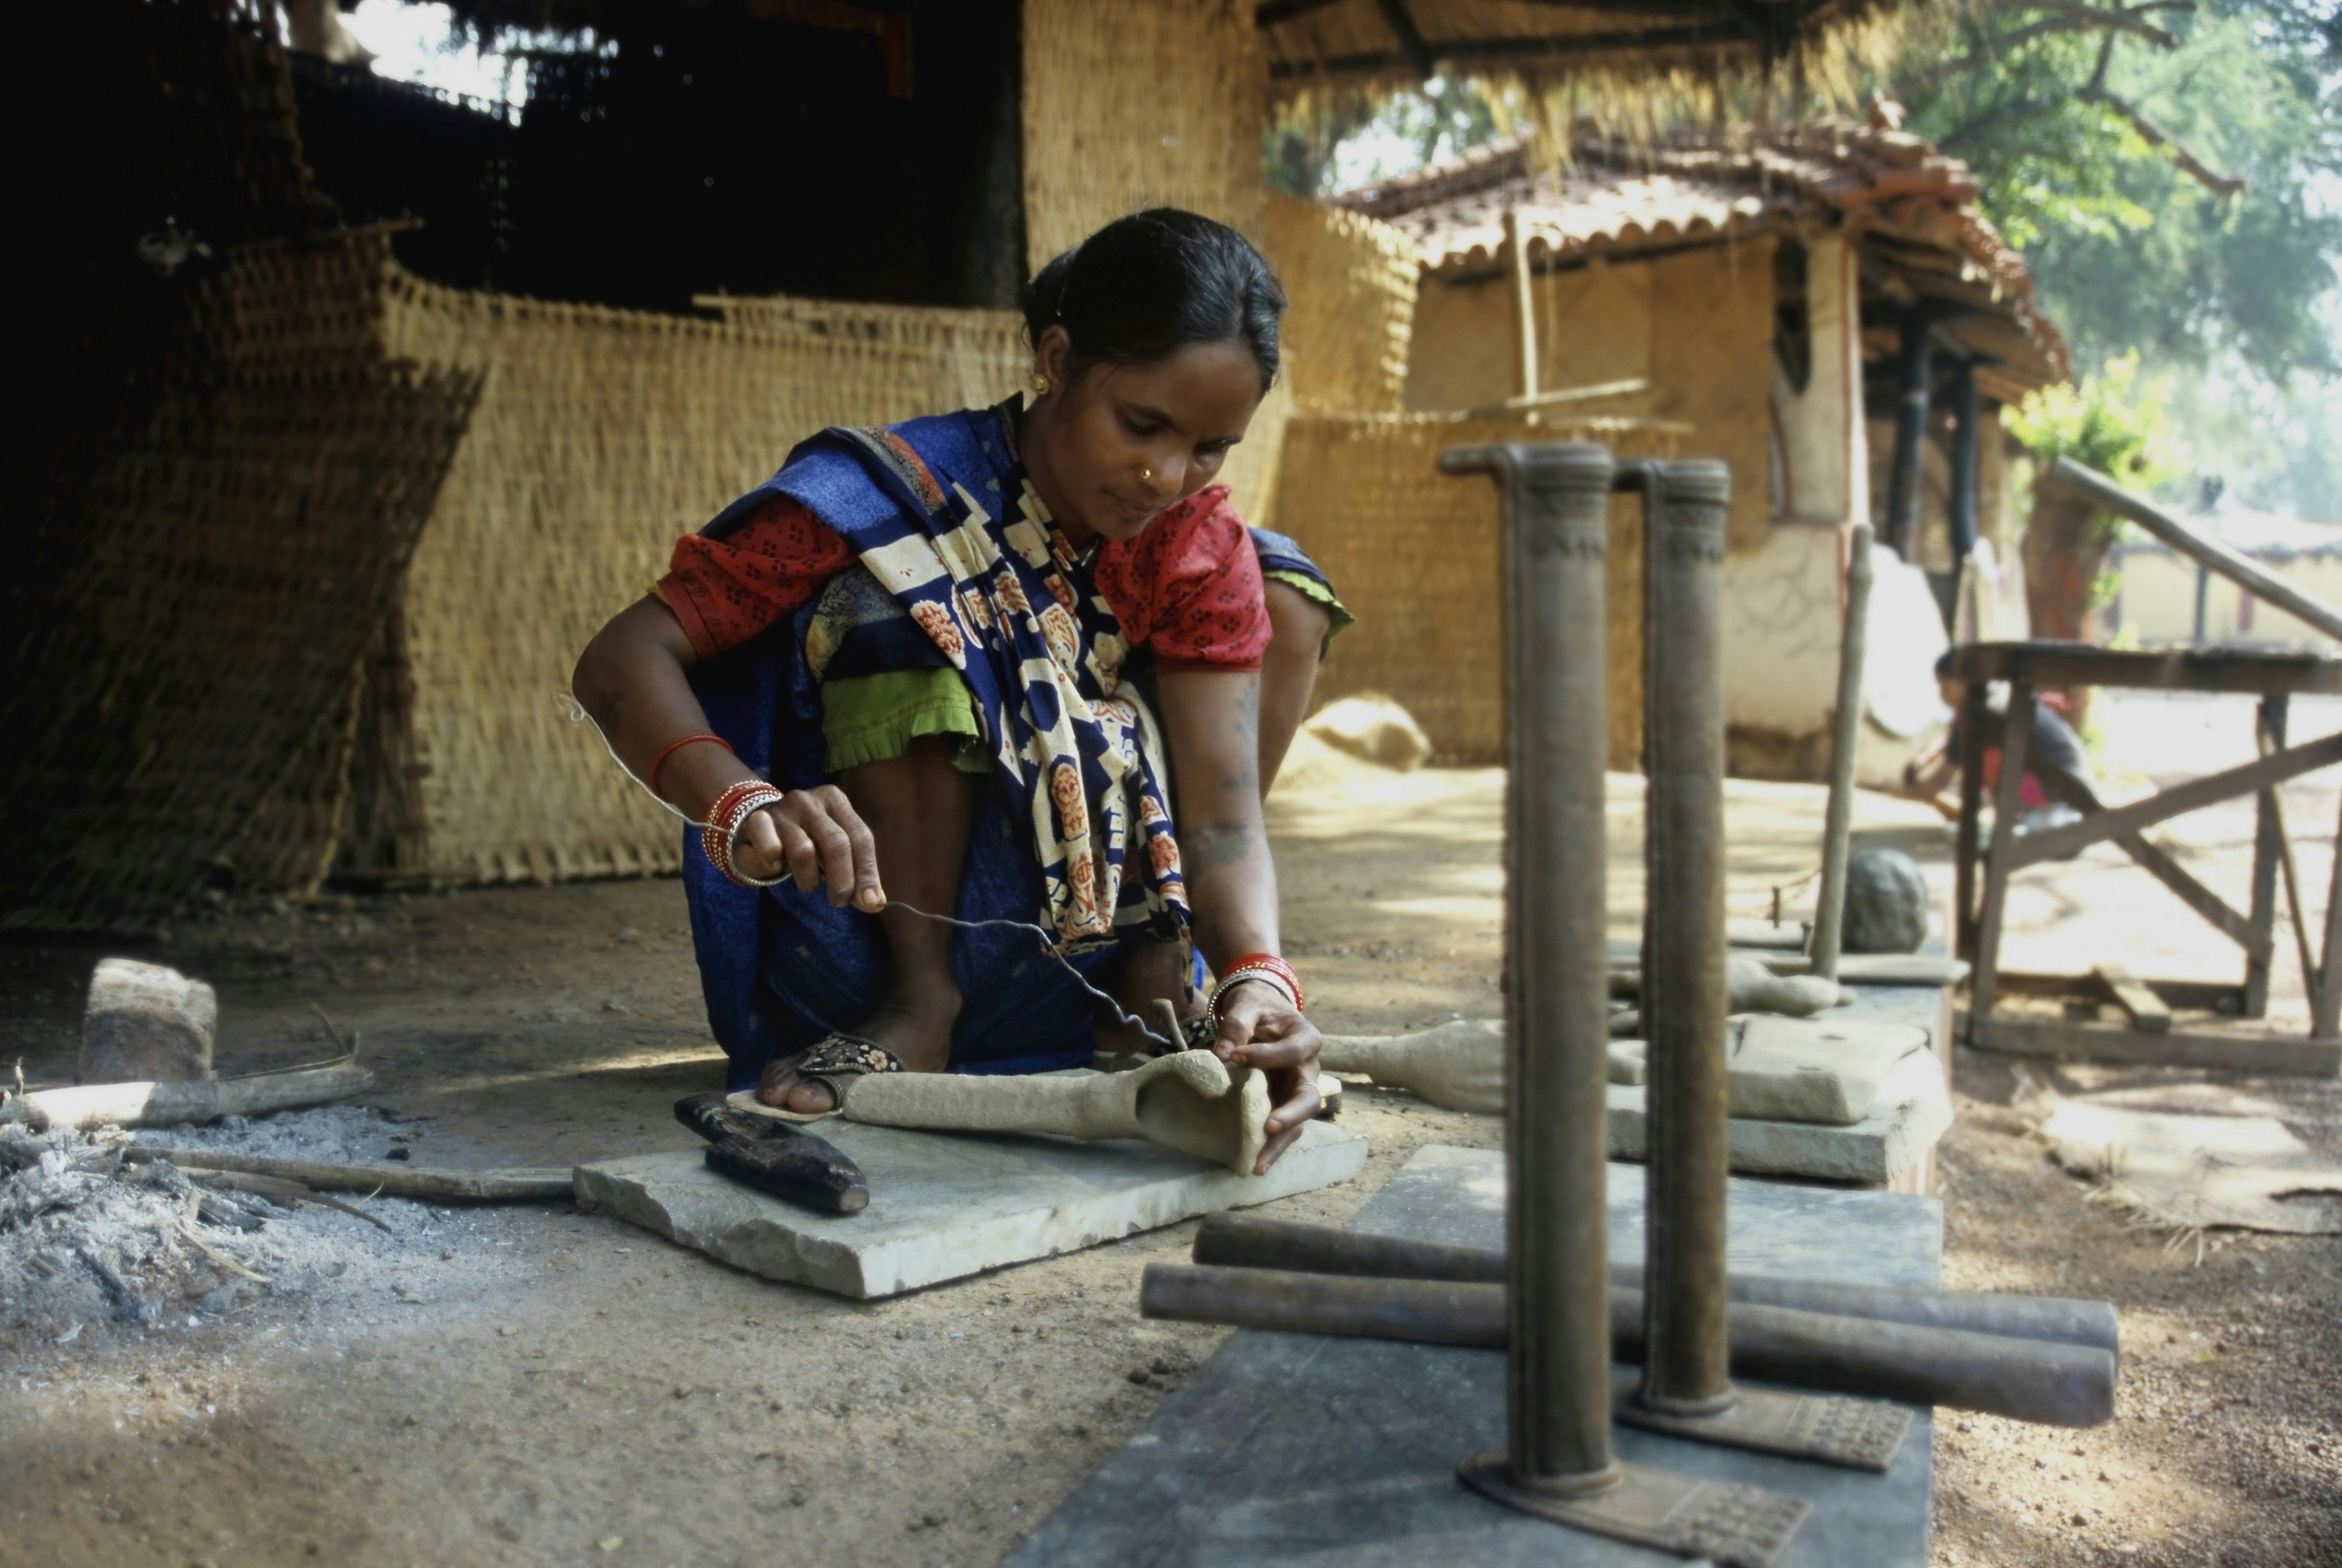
[1222,679,1261,793]
[1182,823,1258,881]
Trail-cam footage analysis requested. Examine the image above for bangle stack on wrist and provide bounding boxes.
[702,780,789,889]
[1208,952,1305,1026]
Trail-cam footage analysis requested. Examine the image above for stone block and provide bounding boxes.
[574,1117,1367,1300]
[1844,847,1930,953]
[80,959,215,1084]
[1606,1045,1950,1184]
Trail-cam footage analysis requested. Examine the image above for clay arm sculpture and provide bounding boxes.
[1318,1019,1505,1115]
[753,1053,1274,1178]
[1609,954,1850,1034]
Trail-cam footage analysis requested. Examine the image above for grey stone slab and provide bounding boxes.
[1603,980,1952,1183]
[1606,1045,1952,1184]
[1007,1145,1940,1568]
[572,1118,1367,1300]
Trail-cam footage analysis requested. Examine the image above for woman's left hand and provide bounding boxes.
[1210,980,1323,1175]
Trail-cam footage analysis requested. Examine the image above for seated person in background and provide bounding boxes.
[1895,676,2097,828]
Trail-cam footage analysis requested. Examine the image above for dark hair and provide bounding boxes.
[1020,209,1286,393]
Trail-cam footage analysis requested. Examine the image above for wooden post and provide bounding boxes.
[1953,680,1991,965]
[1944,361,1979,633]
[1969,685,2036,1030]
[2317,792,2342,1041]
[1884,311,1933,559]
[1504,208,1538,403]
[2246,694,2288,1018]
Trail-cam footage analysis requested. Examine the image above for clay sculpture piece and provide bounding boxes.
[1609,954,1850,1034]
[1324,1013,1927,1126]
[675,1092,870,1214]
[727,1050,1272,1177]
[1320,1018,1505,1115]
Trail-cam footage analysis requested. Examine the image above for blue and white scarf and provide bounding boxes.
[705,397,1189,951]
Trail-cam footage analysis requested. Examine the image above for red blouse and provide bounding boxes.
[658,485,1270,673]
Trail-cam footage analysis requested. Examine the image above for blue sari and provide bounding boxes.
[681,399,1333,1091]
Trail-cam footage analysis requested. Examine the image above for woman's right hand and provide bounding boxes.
[732,785,887,912]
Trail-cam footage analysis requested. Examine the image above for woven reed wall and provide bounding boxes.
[1021,0,1265,271]
[367,267,966,885]
[1259,193,1418,415]
[1274,413,1684,769]
[364,246,1294,886]
[695,293,1031,417]
[0,234,478,931]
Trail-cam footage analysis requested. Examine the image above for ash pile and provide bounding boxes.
[1,957,426,1348]
[1,1108,422,1345]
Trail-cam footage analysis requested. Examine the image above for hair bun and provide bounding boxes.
[1018,210,1285,392]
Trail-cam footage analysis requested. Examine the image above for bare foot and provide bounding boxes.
[755,980,960,1114]
[1095,938,1201,1058]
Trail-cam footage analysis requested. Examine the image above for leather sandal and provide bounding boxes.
[725,1033,905,1123]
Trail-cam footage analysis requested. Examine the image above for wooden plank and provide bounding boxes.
[2093,962,2171,1034]
[2318,794,2342,1041]
[2246,696,2289,1017]
[2047,458,2342,642]
[1942,641,2342,696]
[1992,971,2245,1010]
[2111,830,2276,964]
[2255,709,2322,1006]
[2009,732,2342,869]
[1965,1013,2342,1076]
[1967,684,2035,1030]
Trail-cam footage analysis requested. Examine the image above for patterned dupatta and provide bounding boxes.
[708,398,1188,952]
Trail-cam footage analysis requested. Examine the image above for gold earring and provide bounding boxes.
[1031,372,1050,396]
[1140,467,1153,480]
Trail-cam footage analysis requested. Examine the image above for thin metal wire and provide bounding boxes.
[561,697,1176,1048]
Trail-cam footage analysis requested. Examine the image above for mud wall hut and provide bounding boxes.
[1325,121,2069,776]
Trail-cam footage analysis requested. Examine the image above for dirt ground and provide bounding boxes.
[3,691,2338,1566]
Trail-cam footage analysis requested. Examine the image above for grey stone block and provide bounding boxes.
[1606,1045,1951,1184]
[80,958,215,1084]
[1844,848,1930,954]
[574,1116,1367,1300]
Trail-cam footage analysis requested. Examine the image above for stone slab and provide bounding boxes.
[573,1119,1367,1300]
[1606,1044,1952,1184]
[1006,1144,1940,1568]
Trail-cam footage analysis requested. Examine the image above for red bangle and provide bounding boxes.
[647,732,732,801]
[1217,952,1304,1015]
[701,781,787,888]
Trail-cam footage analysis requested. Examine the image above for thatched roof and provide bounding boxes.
[1258,0,1904,86]
[438,0,1907,88]
[1340,120,2068,398]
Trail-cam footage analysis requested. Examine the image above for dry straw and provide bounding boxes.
[1260,193,1419,415]
[1021,0,1267,270]
[1272,412,1684,768]
[1,232,479,932]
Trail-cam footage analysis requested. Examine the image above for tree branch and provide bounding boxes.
[1974,0,2187,48]
[1896,10,2175,95]
[1901,24,2081,93]
[2078,86,2250,197]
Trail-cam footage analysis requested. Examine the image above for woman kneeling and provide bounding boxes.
[572,211,1345,1174]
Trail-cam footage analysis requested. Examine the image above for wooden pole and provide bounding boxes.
[1503,208,1538,403]
[3,1063,372,1132]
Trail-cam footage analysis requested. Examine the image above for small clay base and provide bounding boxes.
[1616,1378,1913,1472]
[1456,1451,1809,1568]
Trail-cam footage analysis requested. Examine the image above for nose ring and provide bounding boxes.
[1141,467,1153,481]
